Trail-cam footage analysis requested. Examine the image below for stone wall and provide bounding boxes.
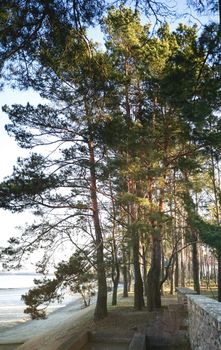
[188,295,221,350]
[176,287,197,308]
[177,288,221,350]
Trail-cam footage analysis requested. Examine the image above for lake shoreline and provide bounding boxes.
[0,273,79,333]
[0,295,85,344]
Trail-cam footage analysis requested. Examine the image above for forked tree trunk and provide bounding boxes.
[88,139,107,320]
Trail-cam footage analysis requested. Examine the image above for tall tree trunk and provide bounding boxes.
[122,245,129,297]
[161,243,165,296]
[88,139,107,320]
[147,170,166,310]
[218,250,221,302]
[142,245,148,297]
[147,235,161,311]
[172,169,180,288]
[128,178,144,310]
[181,235,186,287]
[192,235,200,294]
[111,242,120,305]
[133,227,145,309]
[122,264,128,298]
[124,54,144,308]
[128,248,132,292]
[112,269,120,306]
[111,236,120,306]
[192,193,201,293]
[174,252,179,288]
[210,151,221,300]
[146,173,161,311]
[147,115,168,310]
[170,259,175,295]
[109,177,120,306]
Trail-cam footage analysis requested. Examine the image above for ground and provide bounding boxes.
[5,292,186,350]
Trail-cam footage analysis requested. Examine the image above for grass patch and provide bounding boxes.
[94,294,155,337]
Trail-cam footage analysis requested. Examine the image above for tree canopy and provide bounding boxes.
[0,2,221,319]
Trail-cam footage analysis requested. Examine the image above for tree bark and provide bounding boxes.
[109,177,120,306]
[88,139,107,320]
[174,252,179,288]
[112,276,119,305]
[218,249,221,302]
[111,240,120,306]
[133,227,145,309]
[146,173,161,311]
[128,178,144,310]
[161,243,165,296]
[122,248,129,297]
[210,151,221,300]
[192,237,200,294]
[111,251,120,305]
[170,259,175,295]
[147,235,161,311]
[181,235,186,287]
[128,249,132,292]
[142,245,148,297]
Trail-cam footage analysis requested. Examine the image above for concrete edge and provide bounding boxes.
[56,331,89,350]
[176,287,198,295]
[0,344,24,350]
[129,332,147,350]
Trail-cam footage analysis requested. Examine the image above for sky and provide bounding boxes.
[0,1,218,251]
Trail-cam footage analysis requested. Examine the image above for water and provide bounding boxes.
[0,273,76,331]
[0,273,37,289]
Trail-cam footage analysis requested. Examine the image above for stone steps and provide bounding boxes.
[81,331,130,350]
[80,303,190,350]
[83,342,128,350]
[82,331,147,350]
[146,303,190,348]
